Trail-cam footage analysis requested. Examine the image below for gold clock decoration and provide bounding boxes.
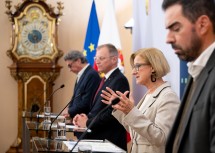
[5,0,64,151]
[16,5,56,59]
[6,0,64,61]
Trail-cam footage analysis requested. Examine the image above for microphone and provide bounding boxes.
[47,92,85,140]
[69,97,120,152]
[36,84,65,124]
[46,84,65,103]
[34,83,56,108]
[30,83,55,120]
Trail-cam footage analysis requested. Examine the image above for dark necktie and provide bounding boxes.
[93,77,106,102]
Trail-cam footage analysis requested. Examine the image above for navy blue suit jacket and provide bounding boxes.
[86,68,130,151]
[68,65,101,118]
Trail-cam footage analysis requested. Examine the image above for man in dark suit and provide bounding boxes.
[63,50,100,122]
[73,44,130,151]
[162,0,215,152]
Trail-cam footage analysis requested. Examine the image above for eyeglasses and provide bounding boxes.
[132,63,149,71]
[67,61,75,68]
[67,63,72,68]
[94,56,115,61]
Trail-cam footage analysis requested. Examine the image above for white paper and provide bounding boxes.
[63,140,126,152]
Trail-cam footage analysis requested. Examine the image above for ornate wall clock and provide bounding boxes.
[14,3,60,60]
[5,0,64,151]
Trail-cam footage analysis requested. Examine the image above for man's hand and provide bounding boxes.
[73,113,88,128]
[62,107,70,118]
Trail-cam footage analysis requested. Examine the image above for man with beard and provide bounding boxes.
[162,0,215,153]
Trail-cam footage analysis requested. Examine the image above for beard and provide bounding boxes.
[172,28,202,62]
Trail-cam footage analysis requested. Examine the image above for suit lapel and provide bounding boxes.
[139,82,170,114]
[73,65,91,95]
[177,74,207,145]
[141,96,156,114]
[136,96,146,109]
[78,66,91,85]
[91,68,120,107]
[177,49,215,147]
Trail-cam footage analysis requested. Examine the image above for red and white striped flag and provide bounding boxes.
[98,0,124,73]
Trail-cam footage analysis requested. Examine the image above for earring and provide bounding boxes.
[151,72,156,82]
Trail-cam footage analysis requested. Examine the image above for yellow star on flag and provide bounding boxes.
[88,43,95,52]
[83,50,87,56]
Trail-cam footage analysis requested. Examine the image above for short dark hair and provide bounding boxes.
[64,50,87,63]
[162,0,215,33]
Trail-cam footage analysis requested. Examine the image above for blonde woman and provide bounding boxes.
[101,48,180,153]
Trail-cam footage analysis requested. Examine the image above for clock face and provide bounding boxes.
[15,5,56,59]
[21,21,50,54]
[28,30,43,44]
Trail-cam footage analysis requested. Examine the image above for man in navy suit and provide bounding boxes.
[63,50,100,124]
[73,44,130,151]
[162,0,215,152]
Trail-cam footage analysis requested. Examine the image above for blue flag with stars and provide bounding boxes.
[83,0,100,67]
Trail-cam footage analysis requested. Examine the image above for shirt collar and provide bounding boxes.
[77,64,89,82]
[105,67,118,80]
[187,42,215,80]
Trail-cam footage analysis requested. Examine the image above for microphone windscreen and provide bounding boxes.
[111,98,120,105]
[31,104,40,112]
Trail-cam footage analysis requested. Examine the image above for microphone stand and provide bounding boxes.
[69,97,120,152]
[47,92,84,140]
[36,84,65,134]
[30,83,55,121]
[37,84,65,122]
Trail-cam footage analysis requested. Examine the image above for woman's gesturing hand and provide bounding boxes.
[101,87,135,114]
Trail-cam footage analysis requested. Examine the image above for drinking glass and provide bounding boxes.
[44,106,51,123]
[43,100,51,123]
[55,140,63,151]
[56,117,66,140]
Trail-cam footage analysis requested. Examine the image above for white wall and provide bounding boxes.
[132,0,179,103]
[150,0,180,95]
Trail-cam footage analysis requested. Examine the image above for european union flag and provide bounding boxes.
[83,0,100,67]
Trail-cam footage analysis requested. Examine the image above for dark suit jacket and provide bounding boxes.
[86,68,130,151]
[68,65,101,118]
[165,49,215,153]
